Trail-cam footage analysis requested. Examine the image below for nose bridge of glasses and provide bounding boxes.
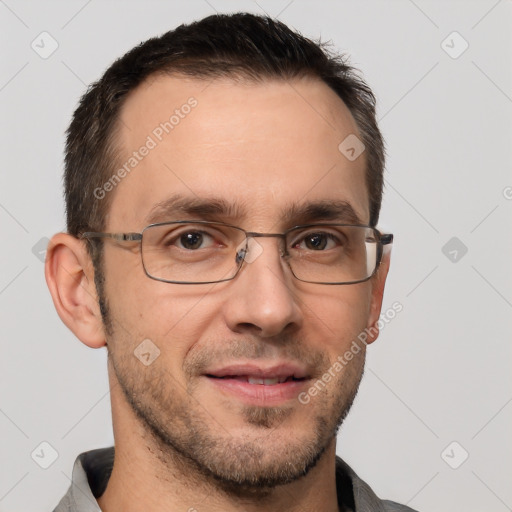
[245,231,285,238]
[236,232,287,265]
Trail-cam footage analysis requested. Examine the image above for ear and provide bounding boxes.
[45,233,106,348]
[364,248,391,345]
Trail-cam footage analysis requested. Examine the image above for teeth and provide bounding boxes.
[247,377,280,385]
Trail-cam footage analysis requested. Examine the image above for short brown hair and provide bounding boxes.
[65,12,385,238]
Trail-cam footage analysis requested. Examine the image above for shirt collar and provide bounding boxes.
[55,447,402,512]
[54,452,103,512]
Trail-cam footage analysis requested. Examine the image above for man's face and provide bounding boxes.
[100,75,383,489]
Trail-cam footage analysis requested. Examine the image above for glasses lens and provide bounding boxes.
[141,222,246,284]
[286,225,379,284]
[140,222,380,285]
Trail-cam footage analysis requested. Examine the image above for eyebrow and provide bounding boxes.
[145,195,246,225]
[281,199,363,226]
[145,194,364,227]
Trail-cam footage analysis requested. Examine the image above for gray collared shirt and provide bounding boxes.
[53,447,418,512]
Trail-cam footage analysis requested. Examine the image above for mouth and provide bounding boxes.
[206,375,305,385]
[203,363,310,404]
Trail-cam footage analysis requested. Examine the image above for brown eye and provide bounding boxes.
[179,232,205,250]
[293,232,340,251]
[304,234,328,250]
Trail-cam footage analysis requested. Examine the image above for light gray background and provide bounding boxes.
[1,1,511,511]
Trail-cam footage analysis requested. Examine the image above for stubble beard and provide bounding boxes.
[109,346,365,497]
[100,288,365,497]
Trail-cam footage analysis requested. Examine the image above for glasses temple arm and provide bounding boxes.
[81,232,142,242]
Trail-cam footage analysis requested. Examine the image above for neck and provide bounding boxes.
[97,382,341,512]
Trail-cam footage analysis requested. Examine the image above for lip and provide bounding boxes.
[203,362,310,405]
[205,362,309,380]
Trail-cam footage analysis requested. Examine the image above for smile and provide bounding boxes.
[208,375,304,385]
[202,363,311,404]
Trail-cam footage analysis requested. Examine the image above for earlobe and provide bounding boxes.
[45,233,106,348]
[364,249,391,345]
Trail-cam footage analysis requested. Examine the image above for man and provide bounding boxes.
[46,12,415,512]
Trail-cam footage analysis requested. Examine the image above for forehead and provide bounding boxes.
[107,74,369,230]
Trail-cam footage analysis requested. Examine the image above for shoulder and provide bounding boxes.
[335,456,419,512]
[381,500,419,512]
[52,447,114,512]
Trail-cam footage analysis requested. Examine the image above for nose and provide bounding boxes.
[222,236,303,338]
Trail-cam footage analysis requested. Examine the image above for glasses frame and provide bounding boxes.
[81,220,393,285]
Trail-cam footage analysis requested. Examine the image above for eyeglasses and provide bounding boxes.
[81,220,393,285]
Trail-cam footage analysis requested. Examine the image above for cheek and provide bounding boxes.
[104,251,222,355]
[302,284,372,353]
